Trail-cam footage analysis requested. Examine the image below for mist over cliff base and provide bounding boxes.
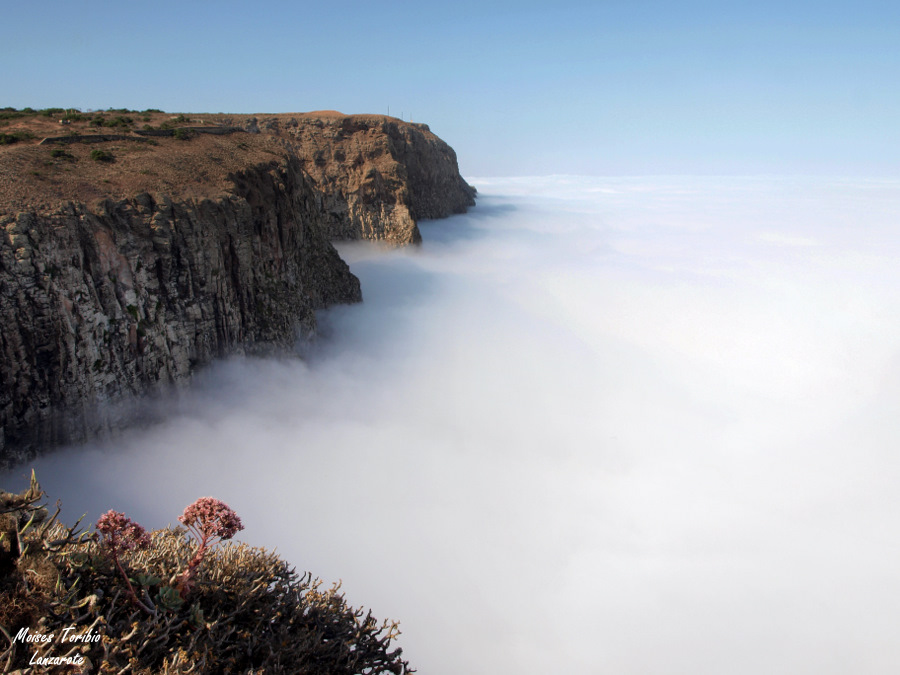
[10,176,900,674]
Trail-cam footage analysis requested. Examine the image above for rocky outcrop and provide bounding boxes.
[237,115,476,244]
[0,157,361,466]
[0,111,475,467]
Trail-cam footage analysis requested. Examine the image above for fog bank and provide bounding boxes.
[8,176,900,673]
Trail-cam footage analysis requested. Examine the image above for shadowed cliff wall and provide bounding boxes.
[0,157,361,466]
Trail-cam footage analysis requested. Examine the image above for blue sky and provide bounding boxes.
[4,0,899,176]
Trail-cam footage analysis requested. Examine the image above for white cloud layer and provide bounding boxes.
[8,176,900,673]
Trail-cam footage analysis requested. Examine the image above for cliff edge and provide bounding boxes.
[0,109,475,466]
[230,113,477,243]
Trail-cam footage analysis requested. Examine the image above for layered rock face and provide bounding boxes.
[236,114,477,244]
[0,158,361,466]
[0,111,475,467]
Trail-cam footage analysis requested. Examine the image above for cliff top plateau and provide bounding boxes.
[0,108,475,241]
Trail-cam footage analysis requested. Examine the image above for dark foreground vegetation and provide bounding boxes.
[1,474,411,674]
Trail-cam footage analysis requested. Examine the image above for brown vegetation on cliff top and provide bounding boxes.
[0,110,431,213]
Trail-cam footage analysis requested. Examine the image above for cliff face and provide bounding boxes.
[236,114,477,244]
[0,157,360,465]
[0,110,475,467]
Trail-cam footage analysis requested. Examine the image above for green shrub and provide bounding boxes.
[0,112,23,122]
[173,128,192,141]
[90,148,114,162]
[103,115,134,128]
[50,147,75,160]
[0,131,32,145]
[160,114,191,130]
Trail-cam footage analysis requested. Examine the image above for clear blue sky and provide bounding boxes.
[4,0,899,176]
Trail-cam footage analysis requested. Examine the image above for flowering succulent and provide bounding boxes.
[96,510,151,555]
[176,497,243,597]
[95,510,153,613]
[5,474,411,673]
[178,497,243,542]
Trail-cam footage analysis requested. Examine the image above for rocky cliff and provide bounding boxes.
[227,112,477,244]
[0,110,474,467]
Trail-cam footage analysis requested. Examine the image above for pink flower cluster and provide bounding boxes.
[96,510,152,555]
[176,497,243,598]
[178,497,243,542]
[95,510,153,612]
[94,498,244,604]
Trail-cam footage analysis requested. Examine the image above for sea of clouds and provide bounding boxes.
[8,175,900,673]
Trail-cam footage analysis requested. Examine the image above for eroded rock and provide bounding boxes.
[0,158,360,466]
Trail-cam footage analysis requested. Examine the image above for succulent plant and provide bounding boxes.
[0,476,413,674]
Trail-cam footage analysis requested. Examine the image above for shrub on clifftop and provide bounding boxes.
[0,474,412,674]
[89,149,114,162]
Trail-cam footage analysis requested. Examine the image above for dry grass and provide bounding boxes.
[1,113,275,212]
[0,109,405,214]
